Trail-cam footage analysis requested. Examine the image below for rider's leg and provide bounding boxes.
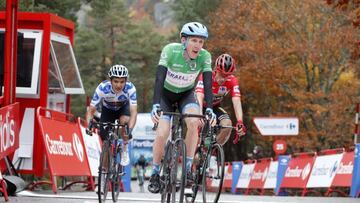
[152,118,171,174]
[214,107,232,146]
[183,105,200,172]
[217,118,232,145]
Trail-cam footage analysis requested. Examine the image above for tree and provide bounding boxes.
[73,0,166,116]
[207,0,360,160]
[117,19,166,112]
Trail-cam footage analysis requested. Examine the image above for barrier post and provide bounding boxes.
[350,144,360,197]
[231,161,243,194]
[354,103,359,144]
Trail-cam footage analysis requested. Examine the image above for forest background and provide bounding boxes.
[1,0,359,161]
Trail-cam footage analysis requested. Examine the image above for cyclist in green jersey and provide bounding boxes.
[148,22,216,193]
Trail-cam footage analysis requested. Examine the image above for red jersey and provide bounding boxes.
[195,73,241,107]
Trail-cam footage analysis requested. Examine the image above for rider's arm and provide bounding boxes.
[128,104,137,132]
[203,71,213,109]
[152,65,167,105]
[195,75,205,112]
[86,105,96,123]
[232,97,244,121]
[196,92,204,112]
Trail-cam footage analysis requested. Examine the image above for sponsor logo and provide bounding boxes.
[132,140,153,148]
[280,158,288,164]
[285,166,302,177]
[205,58,211,65]
[234,164,240,170]
[0,111,16,153]
[288,123,296,130]
[233,86,240,93]
[173,64,183,68]
[161,52,167,59]
[46,134,74,156]
[337,161,353,174]
[301,163,311,180]
[72,133,84,162]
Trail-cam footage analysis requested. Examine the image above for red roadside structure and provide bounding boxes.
[1,0,89,196]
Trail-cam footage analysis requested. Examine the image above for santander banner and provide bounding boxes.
[236,162,255,189]
[248,158,271,189]
[280,154,315,189]
[306,153,343,188]
[39,116,90,176]
[331,151,354,187]
[263,160,278,189]
[0,103,20,159]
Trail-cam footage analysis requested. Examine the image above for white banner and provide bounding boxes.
[306,153,343,188]
[236,163,255,188]
[263,161,278,189]
[253,117,299,136]
[80,125,102,177]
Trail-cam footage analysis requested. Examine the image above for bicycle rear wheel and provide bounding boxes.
[202,143,225,203]
[98,140,112,203]
[112,147,123,202]
[169,139,186,203]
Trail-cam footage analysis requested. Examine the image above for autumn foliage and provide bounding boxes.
[207,0,360,155]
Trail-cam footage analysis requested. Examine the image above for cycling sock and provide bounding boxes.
[186,157,193,172]
[152,164,160,175]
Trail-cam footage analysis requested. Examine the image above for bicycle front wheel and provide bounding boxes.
[170,139,186,203]
[202,143,225,203]
[98,140,113,203]
[112,149,123,202]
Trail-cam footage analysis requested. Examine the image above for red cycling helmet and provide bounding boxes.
[215,54,236,75]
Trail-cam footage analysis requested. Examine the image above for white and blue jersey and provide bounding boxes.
[90,80,137,111]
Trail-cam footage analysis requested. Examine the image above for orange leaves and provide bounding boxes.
[207,0,360,153]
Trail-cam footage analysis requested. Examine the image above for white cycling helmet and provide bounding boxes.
[108,64,129,78]
[180,22,208,39]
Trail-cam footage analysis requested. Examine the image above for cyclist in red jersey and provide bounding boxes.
[196,53,246,144]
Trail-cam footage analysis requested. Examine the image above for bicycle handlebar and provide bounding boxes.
[152,111,207,131]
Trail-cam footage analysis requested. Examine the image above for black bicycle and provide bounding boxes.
[88,120,128,203]
[185,122,237,203]
[154,111,205,203]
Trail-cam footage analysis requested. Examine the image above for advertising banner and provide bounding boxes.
[275,155,291,195]
[223,163,232,189]
[236,162,255,189]
[78,121,102,177]
[263,160,278,189]
[331,151,354,187]
[280,154,315,189]
[350,144,360,197]
[231,161,243,193]
[248,158,271,189]
[39,116,90,176]
[0,103,20,159]
[306,153,343,188]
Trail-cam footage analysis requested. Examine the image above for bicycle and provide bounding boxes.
[185,122,238,203]
[154,111,205,203]
[87,120,129,203]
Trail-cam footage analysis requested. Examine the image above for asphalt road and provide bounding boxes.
[5,181,360,203]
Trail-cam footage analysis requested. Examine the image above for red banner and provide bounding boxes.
[331,151,354,187]
[39,116,90,176]
[281,154,315,188]
[0,103,20,159]
[248,158,271,189]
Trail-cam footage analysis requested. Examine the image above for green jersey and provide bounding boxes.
[158,43,212,93]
